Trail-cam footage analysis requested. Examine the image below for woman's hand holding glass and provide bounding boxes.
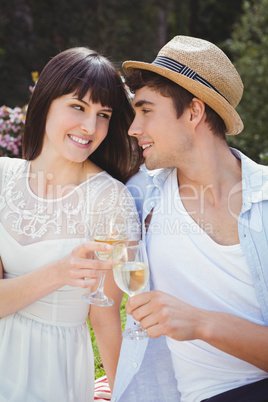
[59,240,113,289]
[82,214,128,306]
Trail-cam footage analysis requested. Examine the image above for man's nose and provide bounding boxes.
[128,116,143,137]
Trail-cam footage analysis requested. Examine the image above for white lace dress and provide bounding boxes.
[0,157,140,402]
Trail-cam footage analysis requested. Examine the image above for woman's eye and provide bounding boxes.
[142,109,150,114]
[99,113,111,120]
[72,104,84,111]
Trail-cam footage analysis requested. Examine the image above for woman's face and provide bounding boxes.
[42,90,113,164]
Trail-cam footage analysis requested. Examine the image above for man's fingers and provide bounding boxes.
[126,291,151,313]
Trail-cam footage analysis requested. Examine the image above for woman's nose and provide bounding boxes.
[80,115,96,134]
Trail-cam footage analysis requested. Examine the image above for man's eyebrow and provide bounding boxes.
[133,99,155,108]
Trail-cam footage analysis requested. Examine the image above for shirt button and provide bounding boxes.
[133,362,138,368]
[150,201,155,207]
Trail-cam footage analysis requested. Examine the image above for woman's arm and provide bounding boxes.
[88,179,142,390]
[0,241,112,318]
[0,258,3,280]
[89,269,124,392]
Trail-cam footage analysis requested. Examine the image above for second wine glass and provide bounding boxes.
[82,214,128,307]
[113,240,149,339]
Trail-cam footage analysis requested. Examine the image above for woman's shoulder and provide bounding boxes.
[0,157,28,189]
[84,170,137,207]
[0,156,27,172]
[82,161,128,190]
[88,170,128,191]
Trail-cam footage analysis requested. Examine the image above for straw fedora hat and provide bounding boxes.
[123,36,244,135]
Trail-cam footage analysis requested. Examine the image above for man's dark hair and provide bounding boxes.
[125,70,226,139]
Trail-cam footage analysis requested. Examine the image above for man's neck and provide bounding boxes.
[175,138,243,246]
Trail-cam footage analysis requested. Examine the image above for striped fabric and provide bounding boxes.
[152,55,227,102]
[94,376,111,401]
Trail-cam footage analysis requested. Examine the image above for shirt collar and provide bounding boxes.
[230,148,268,210]
[140,148,268,210]
[140,164,174,189]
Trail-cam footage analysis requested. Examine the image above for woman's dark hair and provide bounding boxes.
[23,47,143,183]
[125,69,226,139]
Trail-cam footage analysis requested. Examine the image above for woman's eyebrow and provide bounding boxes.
[71,97,113,112]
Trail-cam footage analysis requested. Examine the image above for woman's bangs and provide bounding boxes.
[74,63,123,110]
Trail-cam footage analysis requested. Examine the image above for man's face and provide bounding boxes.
[128,86,193,170]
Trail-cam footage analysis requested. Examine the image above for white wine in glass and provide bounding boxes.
[113,261,149,297]
[113,240,149,339]
[82,215,128,307]
[94,235,127,261]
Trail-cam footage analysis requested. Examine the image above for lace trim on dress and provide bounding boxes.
[0,158,140,246]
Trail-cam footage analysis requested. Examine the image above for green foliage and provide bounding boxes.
[226,0,268,164]
[88,320,105,379]
[1,0,243,107]
[89,293,128,379]
[3,0,265,163]
[193,0,243,46]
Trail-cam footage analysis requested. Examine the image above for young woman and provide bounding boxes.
[0,47,142,401]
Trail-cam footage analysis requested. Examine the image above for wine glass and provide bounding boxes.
[113,240,149,339]
[82,213,128,307]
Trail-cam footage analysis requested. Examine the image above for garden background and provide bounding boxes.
[1,0,268,378]
[1,0,268,163]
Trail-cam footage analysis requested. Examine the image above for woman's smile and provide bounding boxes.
[68,134,92,147]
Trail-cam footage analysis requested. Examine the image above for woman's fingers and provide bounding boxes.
[69,255,112,274]
[73,241,112,258]
[70,241,113,279]
[75,277,98,289]
[60,241,113,287]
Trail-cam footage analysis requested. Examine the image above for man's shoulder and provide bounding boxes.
[126,165,171,219]
[238,149,268,184]
[127,165,153,197]
[233,148,268,204]
[127,165,173,190]
[232,148,268,173]
[127,165,149,187]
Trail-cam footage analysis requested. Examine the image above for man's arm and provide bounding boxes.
[126,290,268,372]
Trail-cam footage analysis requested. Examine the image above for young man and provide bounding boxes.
[112,36,268,401]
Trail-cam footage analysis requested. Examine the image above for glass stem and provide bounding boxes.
[97,274,106,293]
[129,296,138,326]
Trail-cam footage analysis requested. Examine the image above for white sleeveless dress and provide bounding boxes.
[0,157,140,402]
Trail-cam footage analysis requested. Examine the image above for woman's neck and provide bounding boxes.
[29,157,103,198]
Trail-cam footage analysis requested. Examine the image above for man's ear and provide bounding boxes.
[189,98,206,124]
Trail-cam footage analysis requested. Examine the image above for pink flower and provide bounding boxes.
[0,105,26,157]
